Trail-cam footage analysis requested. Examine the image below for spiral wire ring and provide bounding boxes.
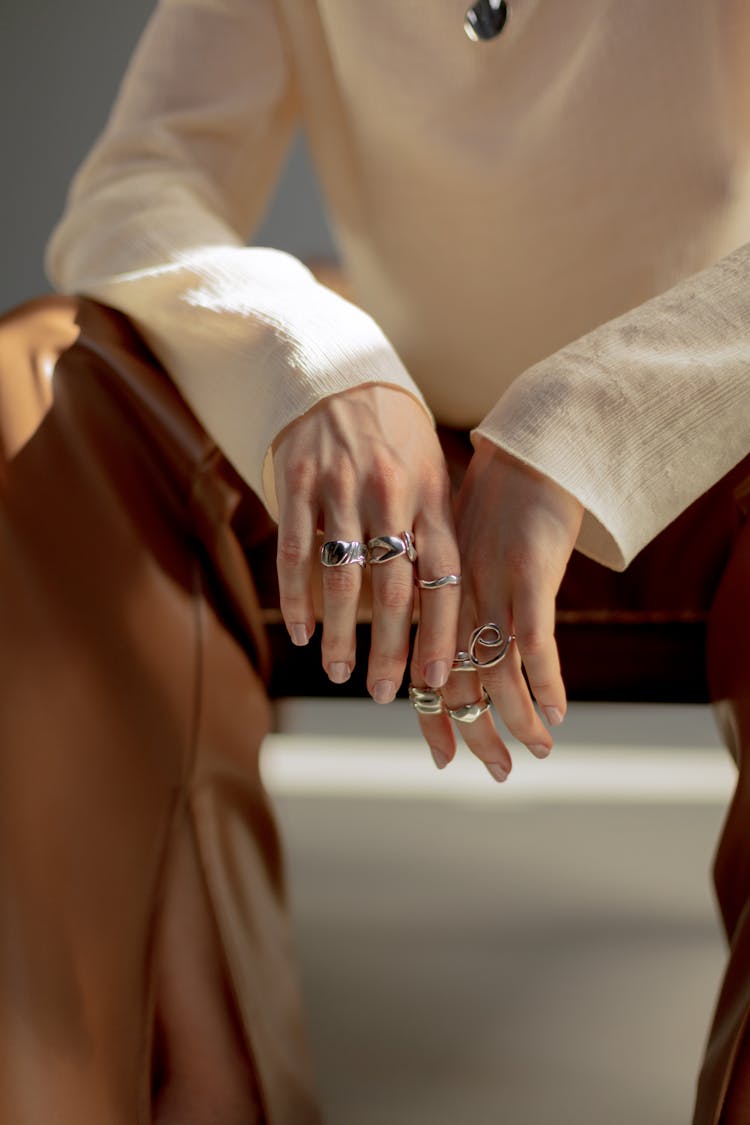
[468,623,514,669]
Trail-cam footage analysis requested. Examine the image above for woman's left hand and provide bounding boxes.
[411,437,584,781]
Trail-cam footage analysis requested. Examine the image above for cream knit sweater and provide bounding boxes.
[46,0,750,570]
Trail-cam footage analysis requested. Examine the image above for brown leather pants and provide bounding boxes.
[0,295,747,1123]
[0,297,318,1124]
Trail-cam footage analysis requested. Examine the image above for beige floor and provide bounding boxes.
[266,703,735,1125]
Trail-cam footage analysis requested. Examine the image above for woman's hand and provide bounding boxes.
[412,437,584,779]
[272,385,461,704]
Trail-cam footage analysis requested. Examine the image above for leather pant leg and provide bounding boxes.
[0,297,321,1124]
[693,489,750,1125]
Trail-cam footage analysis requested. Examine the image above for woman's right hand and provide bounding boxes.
[272,384,461,708]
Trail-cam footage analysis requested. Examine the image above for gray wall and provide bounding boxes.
[0,0,335,311]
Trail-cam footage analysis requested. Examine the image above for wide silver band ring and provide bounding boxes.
[468,623,514,669]
[416,573,462,590]
[366,530,417,565]
[408,685,445,715]
[447,689,492,724]
[320,539,367,567]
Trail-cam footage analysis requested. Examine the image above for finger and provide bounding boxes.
[412,509,462,691]
[440,665,513,781]
[409,637,457,770]
[276,490,316,648]
[319,496,366,683]
[511,574,567,727]
[481,644,553,758]
[416,707,458,770]
[367,537,416,704]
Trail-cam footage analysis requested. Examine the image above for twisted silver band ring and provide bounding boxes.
[468,623,514,669]
[416,574,462,590]
[408,685,445,715]
[320,539,367,567]
[366,530,417,565]
[446,689,492,724]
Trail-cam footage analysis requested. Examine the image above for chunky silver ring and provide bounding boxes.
[447,689,492,724]
[320,539,367,568]
[451,650,475,673]
[468,623,514,669]
[366,530,417,565]
[408,685,445,715]
[416,573,462,590]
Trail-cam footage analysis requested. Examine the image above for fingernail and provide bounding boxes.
[544,707,564,727]
[486,763,509,783]
[430,746,450,770]
[329,662,351,684]
[372,679,396,704]
[425,660,449,689]
[528,743,552,759]
[290,623,309,647]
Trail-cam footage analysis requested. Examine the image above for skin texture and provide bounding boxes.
[273,388,584,777]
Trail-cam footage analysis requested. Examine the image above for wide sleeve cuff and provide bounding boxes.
[473,242,750,571]
[55,240,432,518]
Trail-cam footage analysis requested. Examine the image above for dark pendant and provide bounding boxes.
[464,0,509,41]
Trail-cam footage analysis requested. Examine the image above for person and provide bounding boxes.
[1,0,748,1121]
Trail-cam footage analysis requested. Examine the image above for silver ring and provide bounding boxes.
[320,539,367,567]
[468,623,514,669]
[447,689,492,724]
[416,574,462,590]
[451,650,475,673]
[366,530,417,565]
[408,685,445,715]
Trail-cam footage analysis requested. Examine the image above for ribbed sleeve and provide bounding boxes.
[45,0,430,514]
[474,243,750,570]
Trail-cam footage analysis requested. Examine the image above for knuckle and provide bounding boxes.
[516,625,549,655]
[283,456,317,497]
[419,464,451,510]
[279,593,306,616]
[504,542,537,579]
[322,567,360,599]
[374,575,414,612]
[366,455,406,508]
[321,635,355,660]
[369,647,409,676]
[277,536,308,571]
[528,676,559,702]
[324,455,357,498]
